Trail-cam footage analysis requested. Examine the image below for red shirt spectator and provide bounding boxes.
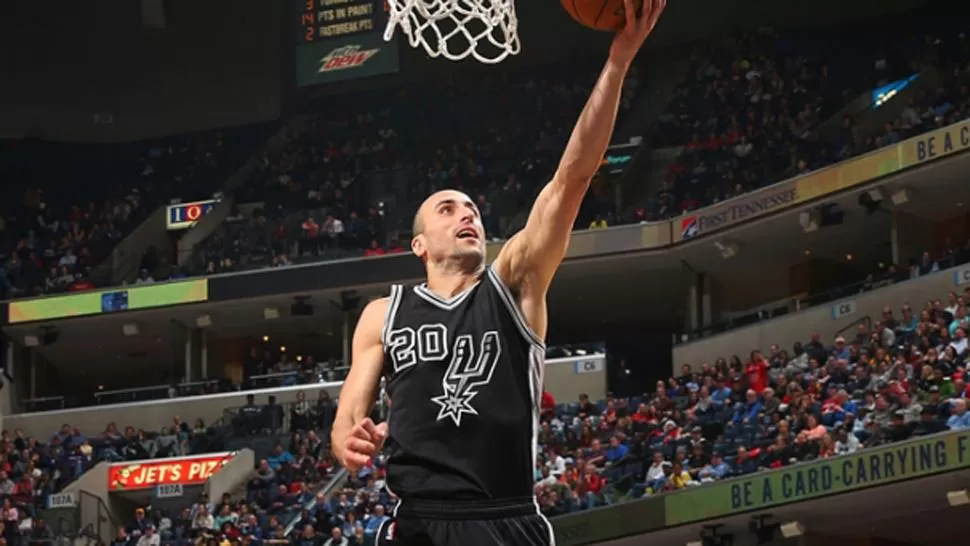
[745,352,769,393]
[583,471,604,494]
[365,240,386,257]
[541,391,556,420]
[70,278,95,291]
[301,218,320,238]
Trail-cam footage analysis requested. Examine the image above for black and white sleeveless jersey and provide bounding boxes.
[381,266,545,502]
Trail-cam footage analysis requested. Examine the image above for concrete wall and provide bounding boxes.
[6,355,604,437]
[672,261,970,371]
[204,448,255,501]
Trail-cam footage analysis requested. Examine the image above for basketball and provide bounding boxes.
[560,0,642,31]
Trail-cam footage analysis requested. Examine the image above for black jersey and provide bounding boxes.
[381,266,545,503]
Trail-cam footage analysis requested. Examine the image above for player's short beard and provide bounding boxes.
[434,244,484,275]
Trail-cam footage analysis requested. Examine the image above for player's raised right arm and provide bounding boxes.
[332,297,389,471]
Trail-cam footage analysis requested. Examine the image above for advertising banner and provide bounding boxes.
[664,430,970,526]
[7,279,208,324]
[671,117,970,244]
[296,30,399,87]
[901,117,970,166]
[167,199,220,230]
[677,187,799,241]
[108,453,234,491]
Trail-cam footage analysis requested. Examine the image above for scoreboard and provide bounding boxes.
[293,0,399,87]
[296,0,388,42]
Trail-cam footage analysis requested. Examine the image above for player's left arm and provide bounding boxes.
[493,0,666,304]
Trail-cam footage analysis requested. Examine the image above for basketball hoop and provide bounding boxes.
[383,0,520,64]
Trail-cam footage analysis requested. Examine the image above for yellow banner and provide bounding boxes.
[900,118,970,166]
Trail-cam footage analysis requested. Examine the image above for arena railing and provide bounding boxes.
[222,399,338,438]
[283,468,350,537]
[675,253,964,344]
[20,369,348,414]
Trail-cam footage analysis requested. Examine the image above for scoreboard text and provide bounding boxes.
[297,0,387,41]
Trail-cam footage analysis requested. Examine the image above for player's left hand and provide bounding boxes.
[609,0,667,68]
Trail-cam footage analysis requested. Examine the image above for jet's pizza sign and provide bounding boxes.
[108,453,234,491]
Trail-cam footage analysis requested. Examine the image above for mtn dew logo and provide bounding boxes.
[319,45,379,73]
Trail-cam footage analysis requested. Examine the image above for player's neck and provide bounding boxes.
[425,264,482,300]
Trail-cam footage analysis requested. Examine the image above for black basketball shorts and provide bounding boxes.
[375,498,556,546]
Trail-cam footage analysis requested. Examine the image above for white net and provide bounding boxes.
[383,0,520,64]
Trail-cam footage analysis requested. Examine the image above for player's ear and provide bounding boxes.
[411,234,426,257]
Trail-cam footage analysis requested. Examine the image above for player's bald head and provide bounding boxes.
[410,189,485,266]
[412,190,474,236]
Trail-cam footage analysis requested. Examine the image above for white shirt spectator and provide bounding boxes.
[733,141,753,158]
[546,454,566,476]
[137,531,161,546]
[646,460,668,481]
[326,218,345,236]
[949,337,968,356]
[835,433,860,455]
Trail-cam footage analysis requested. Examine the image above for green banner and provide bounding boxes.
[553,495,665,546]
[665,429,970,526]
[296,30,399,87]
[7,279,208,324]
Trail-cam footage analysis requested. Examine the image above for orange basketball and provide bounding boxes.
[560,0,642,31]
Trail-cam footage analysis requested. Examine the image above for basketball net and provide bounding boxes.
[383,0,520,64]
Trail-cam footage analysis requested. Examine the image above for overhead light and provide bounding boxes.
[804,249,811,256]
[799,210,818,233]
[846,253,853,261]
[24,335,40,347]
[196,315,212,328]
[280,345,286,353]
[947,489,969,506]
[264,307,280,320]
[780,521,804,538]
[891,188,910,206]
[262,335,270,342]
[713,240,739,259]
[122,324,139,337]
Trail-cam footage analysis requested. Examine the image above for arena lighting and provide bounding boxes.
[891,188,911,206]
[858,192,881,215]
[23,328,58,347]
[263,307,280,320]
[122,323,139,337]
[799,210,819,233]
[713,240,739,259]
[750,515,804,543]
[866,188,886,202]
[779,521,805,538]
[195,315,212,328]
[946,489,969,506]
[691,524,733,546]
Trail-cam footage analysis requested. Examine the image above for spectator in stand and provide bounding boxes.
[1,126,270,300]
[948,399,970,430]
[193,58,618,274]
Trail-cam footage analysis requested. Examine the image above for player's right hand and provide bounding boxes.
[336,418,388,471]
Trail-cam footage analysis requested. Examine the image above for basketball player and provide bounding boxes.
[332,1,666,544]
